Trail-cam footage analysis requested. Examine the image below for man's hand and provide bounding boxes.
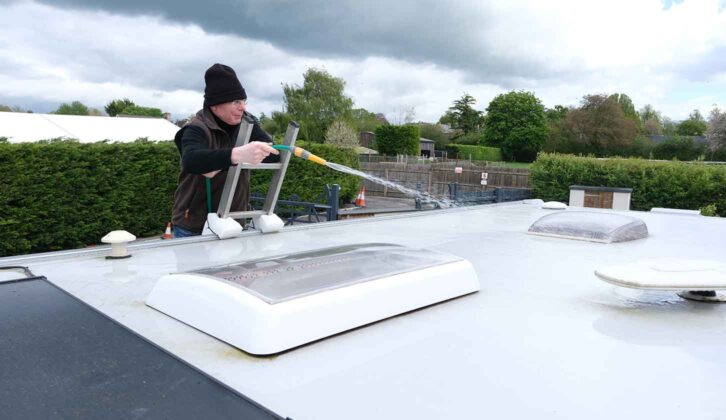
[202,170,220,178]
[230,141,279,165]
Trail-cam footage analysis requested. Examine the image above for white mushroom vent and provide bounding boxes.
[101,230,136,259]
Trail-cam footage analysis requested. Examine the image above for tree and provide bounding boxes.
[707,107,726,154]
[662,116,677,136]
[545,105,568,122]
[543,105,570,153]
[53,101,90,115]
[438,110,456,126]
[349,108,382,133]
[120,105,164,118]
[445,93,485,134]
[677,109,708,136]
[639,104,662,135]
[1,105,29,112]
[609,93,638,119]
[643,117,662,135]
[639,104,661,123]
[325,120,359,149]
[259,111,294,139]
[483,91,548,162]
[610,93,641,132]
[105,98,135,116]
[283,68,354,142]
[557,94,639,156]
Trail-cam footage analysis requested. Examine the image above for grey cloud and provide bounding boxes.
[673,45,726,82]
[35,0,563,86]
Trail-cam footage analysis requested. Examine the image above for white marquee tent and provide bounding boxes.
[0,112,179,143]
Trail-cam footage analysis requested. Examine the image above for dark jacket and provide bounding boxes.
[171,108,271,234]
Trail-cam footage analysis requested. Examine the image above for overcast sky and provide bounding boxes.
[1,0,725,122]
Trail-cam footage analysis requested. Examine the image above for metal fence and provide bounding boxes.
[359,160,530,198]
[446,182,531,205]
[250,184,340,225]
[359,154,506,167]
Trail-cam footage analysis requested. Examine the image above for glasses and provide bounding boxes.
[232,99,248,106]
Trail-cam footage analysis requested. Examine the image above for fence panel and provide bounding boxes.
[359,160,530,197]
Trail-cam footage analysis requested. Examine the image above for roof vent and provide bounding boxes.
[146,243,480,355]
[542,201,567,210]
[595,259,726,302]
[101,230,136,259]
[528,211,648,243]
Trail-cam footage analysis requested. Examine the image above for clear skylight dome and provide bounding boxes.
[147,243,479,354]
[188,243,464,304]
[528,211,648,243]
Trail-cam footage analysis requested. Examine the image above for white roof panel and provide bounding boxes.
[0,111,72,140]
[0,111,179,143]
[2,203,726,419]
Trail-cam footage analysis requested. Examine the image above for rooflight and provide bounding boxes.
[146,243,479,355]
[528,211,648,243]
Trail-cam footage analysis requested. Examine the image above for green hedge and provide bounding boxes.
[651,136,706,161]
[445,144,502,161]
[0,140,359,257]
[530,153,726,216]
[374,125,419,155]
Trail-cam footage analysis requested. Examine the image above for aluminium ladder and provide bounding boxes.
[216,115,299,222]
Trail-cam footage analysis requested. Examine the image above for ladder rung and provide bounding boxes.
[238,163,282,170]
[217,119,299,221]
[227,210,265,219]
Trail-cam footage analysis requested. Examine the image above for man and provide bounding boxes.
[171,63,278,237]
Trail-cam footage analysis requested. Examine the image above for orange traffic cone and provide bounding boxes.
[162,222,172,240]
[355,186,366,207]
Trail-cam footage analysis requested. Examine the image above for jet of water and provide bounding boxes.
[324,162,458,208]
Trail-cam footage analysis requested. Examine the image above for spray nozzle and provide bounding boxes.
[272,144,327,166]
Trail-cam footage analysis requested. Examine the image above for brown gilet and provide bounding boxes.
[171,108,249,234]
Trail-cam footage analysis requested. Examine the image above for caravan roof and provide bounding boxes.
[1,202,725,419]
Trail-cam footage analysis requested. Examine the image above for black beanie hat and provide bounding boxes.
[204,63,247,106]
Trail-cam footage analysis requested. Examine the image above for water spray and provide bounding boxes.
[272,144,456,209]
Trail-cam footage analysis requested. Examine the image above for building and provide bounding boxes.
[419,137,435,157]
[359,131,375,148]
[0,111,180,143]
